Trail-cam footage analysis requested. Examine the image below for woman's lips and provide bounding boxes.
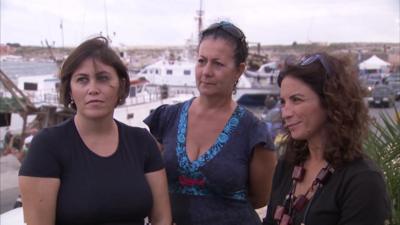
[86,100,104,105]
[285,121,300,130]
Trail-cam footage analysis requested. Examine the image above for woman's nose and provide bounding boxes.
[87,80,100,95]
[203,62,212,76]
[280,104,293,119]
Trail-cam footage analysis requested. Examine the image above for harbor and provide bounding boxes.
[1,0,399,224]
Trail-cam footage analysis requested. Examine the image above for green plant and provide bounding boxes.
[364,107,400,225]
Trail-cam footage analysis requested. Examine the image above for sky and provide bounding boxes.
[0,0,399,47]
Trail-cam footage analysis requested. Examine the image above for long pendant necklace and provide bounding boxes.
[273,163,335,225]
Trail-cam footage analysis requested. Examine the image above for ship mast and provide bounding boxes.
[60,19,64,48]
[195,0,204,43]
[104,0,110,42]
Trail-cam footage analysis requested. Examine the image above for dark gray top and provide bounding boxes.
[19,118,163,225]
[263,157,391,225]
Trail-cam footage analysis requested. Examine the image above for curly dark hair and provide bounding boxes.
[59,36,130,110]
[278,52,370,168]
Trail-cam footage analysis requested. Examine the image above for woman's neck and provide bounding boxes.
[196,95,235,112]
[307,145,325,162]
[74,115,116,135]
[306,129,328,162]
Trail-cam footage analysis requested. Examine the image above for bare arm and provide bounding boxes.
[248,146,277,209]
[19,176,60,225]
[145,169,172,225]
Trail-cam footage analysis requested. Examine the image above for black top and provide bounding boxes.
[144,99,275,225]
[19,118,164,225]
[263,157,391,225]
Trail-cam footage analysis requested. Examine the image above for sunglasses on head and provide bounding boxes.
[202,21,245,43]
[299,54,332,76]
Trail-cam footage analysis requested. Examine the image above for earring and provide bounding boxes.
[69,97,75,108]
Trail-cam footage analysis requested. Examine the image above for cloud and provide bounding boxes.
[1,0,399,46]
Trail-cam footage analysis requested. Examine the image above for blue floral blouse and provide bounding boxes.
[144,98,274,225]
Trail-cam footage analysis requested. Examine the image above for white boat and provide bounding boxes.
[244,61,280,87]
[134,58,280,103]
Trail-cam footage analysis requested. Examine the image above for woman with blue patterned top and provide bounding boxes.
[144,21,277,225]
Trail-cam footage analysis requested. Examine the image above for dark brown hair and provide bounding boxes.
[278,52,369,168]
[198,21,248,93]
[198,21,248,67]
[59,36,130,110]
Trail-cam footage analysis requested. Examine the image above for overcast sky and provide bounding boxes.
[1,0,399,47]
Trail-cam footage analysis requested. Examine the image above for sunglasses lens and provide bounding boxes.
[300,55,319,66]
[299,54,332,76]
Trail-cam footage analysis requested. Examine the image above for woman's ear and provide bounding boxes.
[236,63,246,80]
[118,78,127,99]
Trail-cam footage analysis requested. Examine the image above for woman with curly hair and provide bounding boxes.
[263,52,391,225]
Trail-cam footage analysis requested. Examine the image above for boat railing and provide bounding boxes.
[124,90,162,106]
[122,84,196,107]
[24,89,59,106]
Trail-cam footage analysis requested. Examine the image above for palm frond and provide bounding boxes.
[365,106,400,224]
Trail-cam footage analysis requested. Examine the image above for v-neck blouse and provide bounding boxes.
[144,98,274,224]
[174,99,247,199]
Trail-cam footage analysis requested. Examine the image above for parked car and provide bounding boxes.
[365,74,382,92]
[368,84,396,108]
[383,73,400,100]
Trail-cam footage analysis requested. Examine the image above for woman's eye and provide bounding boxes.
[292,97,303,103]
[97,75,110,82]
[76,77,88,83]
[215,61,223,67]
[197,58,205,64]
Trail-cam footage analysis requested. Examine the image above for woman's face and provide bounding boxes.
[70,58,121,120]
[280,76,328,143]
[195,37,244,97]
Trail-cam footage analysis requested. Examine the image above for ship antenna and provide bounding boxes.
[60,19,64,48]
[103,0,110,42]
[195,0,204,43]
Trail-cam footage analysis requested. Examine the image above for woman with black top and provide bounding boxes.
[18,36,172,225]
[263,52,391,225]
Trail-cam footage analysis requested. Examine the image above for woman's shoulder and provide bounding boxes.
[147,99,188,121]
[117,121,148,135]
[335,157,386,192]
[238,106,266,130]
[239,106,260,121]
[157,99,188,113]
[116,121,158,143]
[34,118,75,141]
[340,157,383,176]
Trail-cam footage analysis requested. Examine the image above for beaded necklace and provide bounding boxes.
[273,163,335,225]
